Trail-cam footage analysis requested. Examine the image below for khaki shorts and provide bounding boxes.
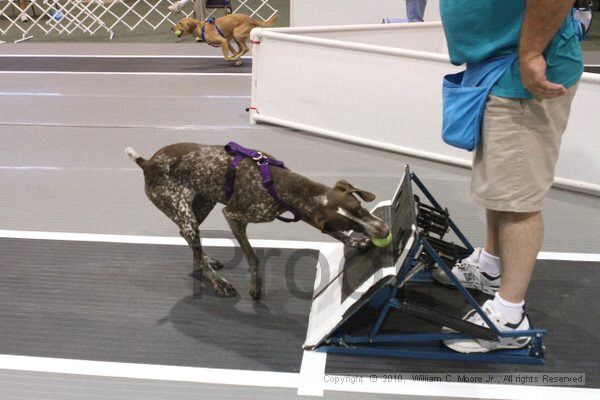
[472,84,578,212]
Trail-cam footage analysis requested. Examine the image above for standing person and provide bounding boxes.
[169,0,207,21]
[16,0,30,22]
[406,0,427,22]
[434,0,583,353]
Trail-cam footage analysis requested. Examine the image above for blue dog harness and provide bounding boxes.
[224,142,302,223]
[201,16,225,47]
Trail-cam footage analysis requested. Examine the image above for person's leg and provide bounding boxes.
[194,0,207,20]
[169,0,191,14]
[496,210,543,303]
[17,0,30,22]
[484,209,500,256]
[479,84,577,303]
[406,0,426,22]
[443,78,579,352]
[417,0,427,20]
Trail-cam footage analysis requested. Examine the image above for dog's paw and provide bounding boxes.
[347,237,371,250]
[249,287,262,301]
[208,257,224,270]
[249,274,263,301]
[213,278,237,297]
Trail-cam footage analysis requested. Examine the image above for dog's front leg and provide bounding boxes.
[217,40,236,62]
[223,209,263,300]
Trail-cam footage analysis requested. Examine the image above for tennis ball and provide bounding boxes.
[174,30,183,37]
[371,232,393,248]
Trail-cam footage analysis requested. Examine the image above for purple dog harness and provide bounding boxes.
[201,16,225,47]
[224,142,302,223]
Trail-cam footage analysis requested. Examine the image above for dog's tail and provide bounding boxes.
[125,147,147,169]
[253,13,278,28]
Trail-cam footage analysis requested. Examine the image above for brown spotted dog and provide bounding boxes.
[171,13,278,65]
[125,143,390,300]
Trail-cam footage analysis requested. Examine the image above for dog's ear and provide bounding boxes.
[333,180,353,192]
[333,180,376,202]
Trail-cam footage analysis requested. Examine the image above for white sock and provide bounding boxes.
[479,248,501,276]
[178,0,190,6]
[493,293,525,325]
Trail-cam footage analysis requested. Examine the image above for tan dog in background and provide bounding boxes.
[171,13,278,65]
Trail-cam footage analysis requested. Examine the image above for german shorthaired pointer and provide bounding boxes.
[125,142,390,300]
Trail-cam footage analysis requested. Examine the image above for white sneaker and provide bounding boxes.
[168,2,183,13]
[432,248,501,295]
[443,300,531,353]
[20,14,30,22]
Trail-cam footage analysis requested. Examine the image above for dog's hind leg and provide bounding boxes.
[231,28,250,60]
[228,38,245,65]
[227,39,241,57]
[148,186,236,297]
[222,209,263,301]
[226,40,244,66]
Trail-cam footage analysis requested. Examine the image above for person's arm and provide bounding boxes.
[519,0,575,99]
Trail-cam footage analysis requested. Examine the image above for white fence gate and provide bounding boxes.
[0,0,277,42]
[249,22,600,196]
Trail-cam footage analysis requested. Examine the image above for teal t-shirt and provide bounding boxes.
[440,0,583,98]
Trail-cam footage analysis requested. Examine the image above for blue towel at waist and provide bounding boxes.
[442,54,517,151]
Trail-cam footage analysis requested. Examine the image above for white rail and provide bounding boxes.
[256,29,449,62]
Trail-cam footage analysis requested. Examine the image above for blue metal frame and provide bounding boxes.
[317,173,546,365]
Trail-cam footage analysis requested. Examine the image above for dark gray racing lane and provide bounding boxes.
[2,238,598,388]
[0,238,315,372]
[0,57,251,73]
[585,65,599,74]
